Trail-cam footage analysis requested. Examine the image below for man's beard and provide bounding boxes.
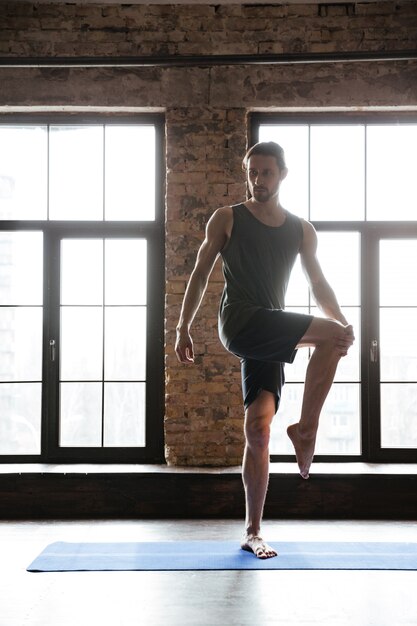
[252,188,271,202]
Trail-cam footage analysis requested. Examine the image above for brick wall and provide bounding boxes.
[0,2,416,56]
[0,2,416,465]
[165,107,247,465]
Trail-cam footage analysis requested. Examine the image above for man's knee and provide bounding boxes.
[245,415,272,451]
[318,325,344,356]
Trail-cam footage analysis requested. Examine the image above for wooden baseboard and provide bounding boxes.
[1,470,416,519]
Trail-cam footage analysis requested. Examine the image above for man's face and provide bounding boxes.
[246,154,287,203]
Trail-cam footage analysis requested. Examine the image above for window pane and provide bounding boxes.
[380,240,417,306]
[285,232,360,307]
[105,125,156,221]
[105,239,147,305]
[60,382,102,447]
[49,126,103,220]
[0,308,42,381]
[60,307,103,380]
[104,382,145,446]
[259,125,309,219]
[0,383,41,454]
[316,383,361,454]
[310,126,365,221]
[367,125,417,221]
[61,240,103,305]
[270,383,304,454]
[285,256,309,307]
[0,232,43,305]
[270,383,361,455]
[105,307,146,381]
[381,384,417,448]
[316,232,360,306]
[0,126,47,220]
[380,309,417,382]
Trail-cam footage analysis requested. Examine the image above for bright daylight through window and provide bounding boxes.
[0,120,163,461]
[257,119,417,461]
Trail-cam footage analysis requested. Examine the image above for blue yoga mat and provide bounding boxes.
[27,541,417,572]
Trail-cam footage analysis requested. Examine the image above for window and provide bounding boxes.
[0,116,164,462]
[252,113,417,463]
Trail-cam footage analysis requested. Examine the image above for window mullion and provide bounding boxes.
[45,227,61,460]
[360,227,377,462]
[101,239,105,448]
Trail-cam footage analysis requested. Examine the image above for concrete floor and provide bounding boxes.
[1,519,417,626]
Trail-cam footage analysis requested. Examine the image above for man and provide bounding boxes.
[175,141,354,559]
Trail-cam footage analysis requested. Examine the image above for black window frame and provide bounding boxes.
[0,113,165,464]
[252,111,417,464]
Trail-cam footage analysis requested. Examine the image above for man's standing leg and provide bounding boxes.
[240,389,278,559]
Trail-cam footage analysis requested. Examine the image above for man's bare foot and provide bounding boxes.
[241,534,278,559]
[287,423,316,480]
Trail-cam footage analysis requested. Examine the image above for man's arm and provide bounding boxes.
[175,206,232,364]
[299,220,349,326]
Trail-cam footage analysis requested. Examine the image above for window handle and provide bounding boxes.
[49,339,56,362]
[370,339,378,363]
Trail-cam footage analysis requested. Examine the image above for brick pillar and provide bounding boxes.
[165,107,248,466]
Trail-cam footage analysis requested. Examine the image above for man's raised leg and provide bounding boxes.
[241,390,278,559]
[288,318,354,479]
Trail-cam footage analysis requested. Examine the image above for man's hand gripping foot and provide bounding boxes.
[241,534,278,559]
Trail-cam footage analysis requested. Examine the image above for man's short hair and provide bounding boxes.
[242,141,287,172]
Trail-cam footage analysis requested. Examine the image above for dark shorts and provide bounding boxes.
[228,308,313,412]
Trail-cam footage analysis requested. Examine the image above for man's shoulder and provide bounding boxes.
[299,218,315,234]
[211,205,234,225]
[299,218,318,254]
[216,204,234,213]
[206,205,236,244]
[285,211,308,226]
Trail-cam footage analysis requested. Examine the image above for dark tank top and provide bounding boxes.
[218,203,304,349]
